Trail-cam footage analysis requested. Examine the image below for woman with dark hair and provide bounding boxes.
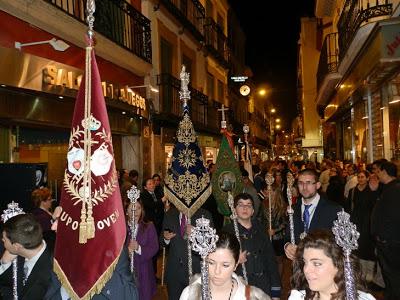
[179,232,270,299]
[289,230,374,300]
[126,199,159,300]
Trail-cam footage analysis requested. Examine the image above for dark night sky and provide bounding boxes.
[229,1,315,130]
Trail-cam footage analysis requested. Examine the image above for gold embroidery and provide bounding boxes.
[165,170,210,206]
[177,114,196,146]
[177,148,197,169]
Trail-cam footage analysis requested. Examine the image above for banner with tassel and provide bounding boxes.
[53,2,126,298]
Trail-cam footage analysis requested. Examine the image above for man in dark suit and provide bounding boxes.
[162,206,213,300]
[0,214,52,300]
[284,168,341,260]
[141,178,165,236]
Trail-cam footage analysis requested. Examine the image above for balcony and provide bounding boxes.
[204,17,230,68]
[157,0,205,41]
[157,73,211,130]
[316,32,342,106]
[45,0,152,63]
[338,0,392,62]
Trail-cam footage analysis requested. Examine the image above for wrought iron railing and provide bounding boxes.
[317,32,339,91]
[338,0,392,61]
[157,0,205,41]
[157,73,208,127]
[204,17,230,68]
[45,0,152,63]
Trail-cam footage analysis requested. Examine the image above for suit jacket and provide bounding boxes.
[141,190,164,235]
[44,247,138,300]
[0,246,52,300]
[286,195,341,244]
[162,207,213,285]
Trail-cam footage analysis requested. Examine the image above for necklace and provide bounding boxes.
[210,279,234,300]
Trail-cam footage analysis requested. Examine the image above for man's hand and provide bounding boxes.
[1,250,17,264]
[238,250,248,264]
[268,229,276,236]
[284,243,297,260]
[163,230,176,241]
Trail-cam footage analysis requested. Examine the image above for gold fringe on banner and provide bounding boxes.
[164,185,211,217]
[53,247,121,300]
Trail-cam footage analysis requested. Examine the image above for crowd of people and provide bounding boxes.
[0,156,399,299]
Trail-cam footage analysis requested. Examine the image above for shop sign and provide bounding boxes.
[381,22,400,59]
[0,46,145,111]
[42,66,146,110]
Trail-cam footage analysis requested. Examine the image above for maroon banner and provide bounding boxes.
[54,49,126,300]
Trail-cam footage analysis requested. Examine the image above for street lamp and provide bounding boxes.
[15,38,70,51]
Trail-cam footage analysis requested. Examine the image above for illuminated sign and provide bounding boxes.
[42,66,146,110]
[230,76,248,82]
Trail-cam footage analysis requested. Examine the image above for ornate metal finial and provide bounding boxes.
[190,217,218,257]
[127,185,140,204]
[179,65,191,109]
[190,217,218,300]
[286,172,294,205]
[86,0,96,43]
[332,210,359,255]
[332,209,359,300]
[2,201,24,300]
[265,173,274,186]
[1,201,25,223]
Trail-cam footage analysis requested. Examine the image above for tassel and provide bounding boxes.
[86,216,95,239]
[79,221,87,244]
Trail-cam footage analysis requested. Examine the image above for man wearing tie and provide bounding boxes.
[284,168,341,260]
[162,206,213,300]
[0,214,52,300]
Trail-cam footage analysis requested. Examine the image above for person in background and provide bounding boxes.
[289,230,375,300]
[371,160,400,300]
[31,188,56,252]
[325,167,345,208]
[263,170,287,279]
[126,199,158,300]
[179,232,270,300]
[162,206,213,300]
[152,173,164,200]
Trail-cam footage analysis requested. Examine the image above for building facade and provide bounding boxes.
[0,0,152,187]
[315,0,400,162]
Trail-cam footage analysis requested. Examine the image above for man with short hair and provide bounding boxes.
[371,161,400,300]
[223,193,281,299]
[0,214,52,300]
[284,168,341,260]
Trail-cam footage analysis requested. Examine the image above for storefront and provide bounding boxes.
[324,19,400,162]
[0,46,147,185]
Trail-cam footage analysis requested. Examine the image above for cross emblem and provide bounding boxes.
[217,104,229,129]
